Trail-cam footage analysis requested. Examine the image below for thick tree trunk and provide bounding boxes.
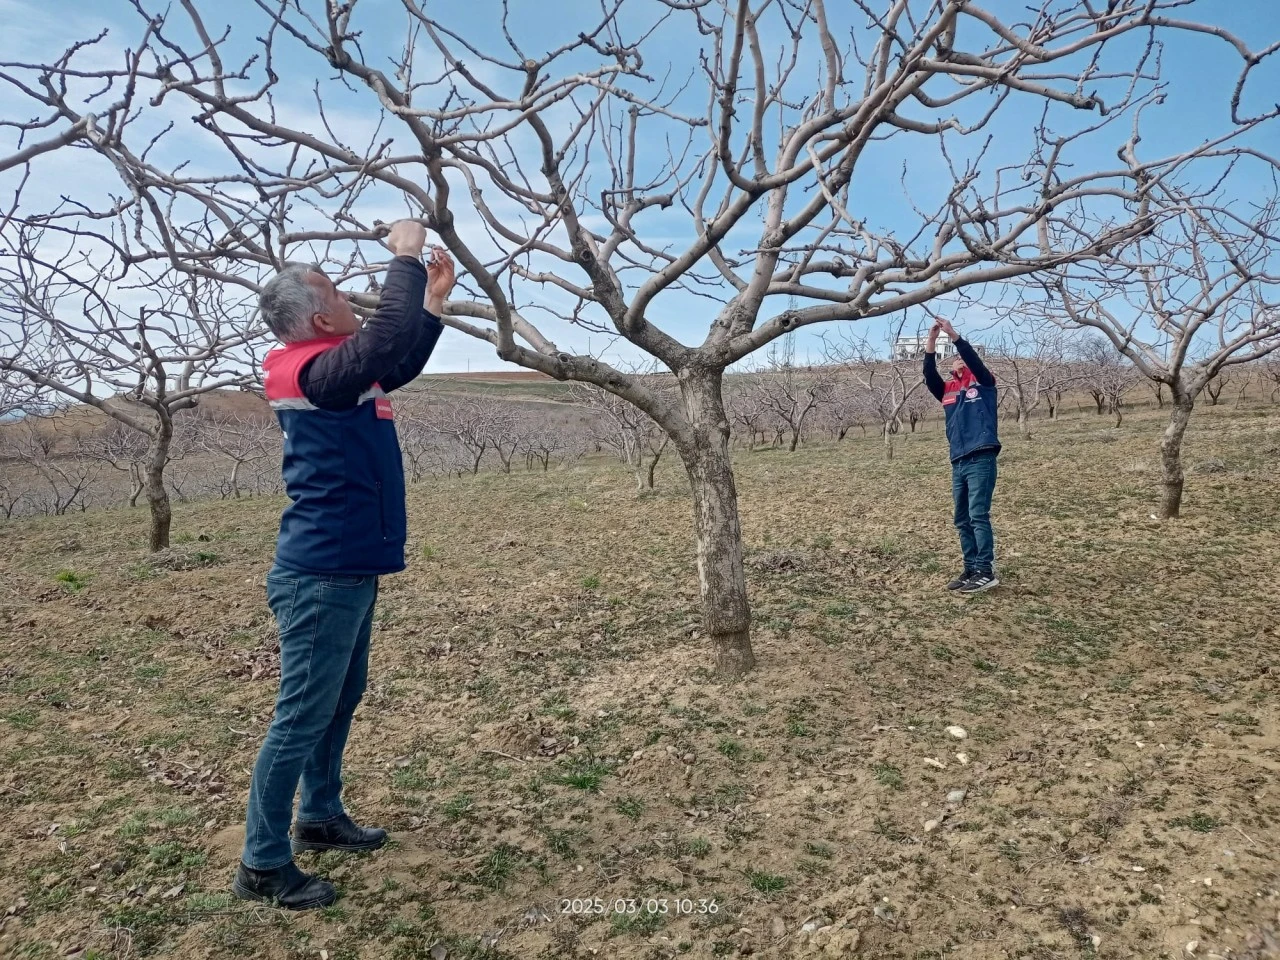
[882,422,894,460]
[145,420,173,552]
[788,428,801,453]
[231,459,243,499]
[1160,393,1195,520]
[677,371,755,679]
[1017,408,1031,438]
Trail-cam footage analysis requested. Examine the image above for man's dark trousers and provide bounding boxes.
[241,566,378,869]
[952,449,997,575]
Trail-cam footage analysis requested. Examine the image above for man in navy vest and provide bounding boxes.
[232,221,455,910]
[923,317,1001,594]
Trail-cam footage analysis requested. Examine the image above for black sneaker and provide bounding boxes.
[958,571,999,594]
[946,570,975,591]
[232,860,337,910]
[291,813,387,855]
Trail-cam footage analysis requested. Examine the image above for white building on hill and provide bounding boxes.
[893,332,953,361]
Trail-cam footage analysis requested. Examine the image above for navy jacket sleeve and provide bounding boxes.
[954,337,995,387]
[299,256,428,410]
[923,352,946,401]
[378,311,444,394]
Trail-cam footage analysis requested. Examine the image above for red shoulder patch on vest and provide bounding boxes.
[263,336,350,401]
[375,396,394,420]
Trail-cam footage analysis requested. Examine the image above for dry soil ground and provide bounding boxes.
[1,402,1279,960]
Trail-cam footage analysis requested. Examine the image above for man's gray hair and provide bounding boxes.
[260,263,326,342]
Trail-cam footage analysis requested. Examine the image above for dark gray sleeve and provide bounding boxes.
[299,256,428,410]
[923,352,946,401]
[954,338,995,387]
[378,311,445,394]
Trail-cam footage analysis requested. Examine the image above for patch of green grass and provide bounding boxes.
[466,844,524,892]
[681,836,712,859]
[610,908,666,937]
[542,828,580,860]
[539,691,578,721]
[551,755,611,792]
[581,574,601,590]
[187,891,237,912]
[148,841,207,870]
[117,814,149,838]
[746,871,788,896]
[873,536,900,557]
[421,544,438,560]
[797,857,832,878]
[873,762,905,791]
[717,737,747,761]
[442,792,474,822]
[101,905,174,952]
[786,718,812,737]
[392,758,432,790]
[1169,812,1224,833]
[156,806,198,828]
[803,841,834,859]
[54,569,89,592]
[615,796,646,821]
[3,709,39,731]
[1034,616,1111,667]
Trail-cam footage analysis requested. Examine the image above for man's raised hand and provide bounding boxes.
[386,220,427,259]
[425,246,456,316]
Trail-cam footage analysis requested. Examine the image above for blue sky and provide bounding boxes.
[3,0,1279,375]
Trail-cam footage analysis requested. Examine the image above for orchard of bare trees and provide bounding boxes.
[3,0,1280,676]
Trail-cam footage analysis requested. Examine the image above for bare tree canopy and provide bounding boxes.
[0,224,263,548]
[3,0,1278,674]
[1017,200,1280,516]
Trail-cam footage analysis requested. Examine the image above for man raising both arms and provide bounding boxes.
[923,316,1001,594]
[234,221,455,909]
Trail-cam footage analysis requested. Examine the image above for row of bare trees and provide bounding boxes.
[0,391,609,518]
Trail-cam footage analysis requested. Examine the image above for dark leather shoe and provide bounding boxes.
[231,861,336,910]
[291,813,387,855]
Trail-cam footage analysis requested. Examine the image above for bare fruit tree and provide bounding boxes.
[726,379,773,451]
[826,334,924,460]
[1264,356,1280,403]
[991,328,1077,439]
[747,334,837,453]
[0,226,262,549]
[573,381,674,492]
[5,2,1278,674]
[1074,336,1141,426]
[196,414,279,500]
[3,417,100,517]
[84,418,151,507]
[1029,206,1280,517]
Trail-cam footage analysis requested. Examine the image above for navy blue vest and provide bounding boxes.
[941,369,1001,463]
[263,337,407,575]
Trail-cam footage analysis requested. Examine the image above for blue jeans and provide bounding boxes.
[952,450,998,575]
[242,565,379,869]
